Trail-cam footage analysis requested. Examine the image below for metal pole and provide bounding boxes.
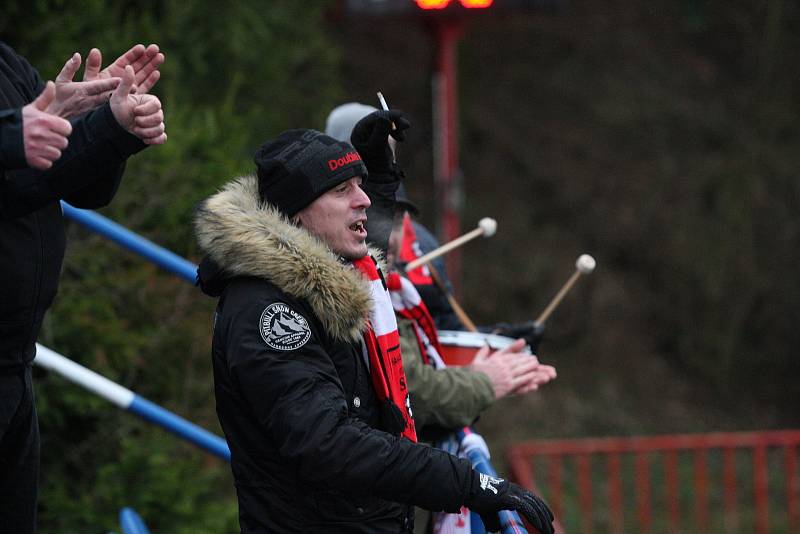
[34,344,230,461]
[61,201,198,284]
[432,21,464,296]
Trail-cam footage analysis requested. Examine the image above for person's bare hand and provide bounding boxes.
[44,52,121,119]
[83,44,164,94]
[513,361,557,394]
[110,66,167,145]
[470,339,543,399]
[22,81,73,170]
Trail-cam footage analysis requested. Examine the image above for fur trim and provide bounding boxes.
[194,175,373,343]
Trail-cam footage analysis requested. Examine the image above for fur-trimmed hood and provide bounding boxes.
[194,175,373,343]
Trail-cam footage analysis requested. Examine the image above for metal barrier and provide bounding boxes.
[119,507,151,534]
[34,344,230,461]
[61,202,197,283]
[506,430,800,534]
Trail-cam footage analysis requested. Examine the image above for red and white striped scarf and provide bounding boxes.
[386,271,445,370]
[352,255,417,442]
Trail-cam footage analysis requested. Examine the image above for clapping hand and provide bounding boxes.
[110,66,166,145]
[22,82,73,170]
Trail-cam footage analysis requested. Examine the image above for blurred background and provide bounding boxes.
[2,0,799,532]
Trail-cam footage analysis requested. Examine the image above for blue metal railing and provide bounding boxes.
[61,202,197,283]
[119,507,151,534]
[34,344,230,461]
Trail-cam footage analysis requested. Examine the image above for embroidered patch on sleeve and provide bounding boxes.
[259,303,312,351]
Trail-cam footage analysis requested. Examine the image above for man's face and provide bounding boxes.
[295,176,371,260]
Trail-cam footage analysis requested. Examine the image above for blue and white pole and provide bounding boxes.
[34,344,230,461]
[458,427,528,534]
[61,202,198,284]
[119,507,151,534]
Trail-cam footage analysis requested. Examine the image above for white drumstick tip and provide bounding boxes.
[478,217,497,237]
[576,254,596,274]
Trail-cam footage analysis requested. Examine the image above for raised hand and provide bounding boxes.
[44,52,121,119]
[110,66,167,145]
[22,82,73,170]
[83,44,164,94]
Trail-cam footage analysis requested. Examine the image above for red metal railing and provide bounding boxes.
[507,430,800,534]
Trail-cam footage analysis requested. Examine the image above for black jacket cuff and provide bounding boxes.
[0,108,27,169]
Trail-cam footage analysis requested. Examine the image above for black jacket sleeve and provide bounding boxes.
[225,293,474,513]
[0,108,25,170]
[0,41,146,219]
[0,104,145,219]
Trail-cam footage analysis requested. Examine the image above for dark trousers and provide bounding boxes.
[0,367,39,534]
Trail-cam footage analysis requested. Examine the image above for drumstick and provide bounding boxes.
[426,262,479,332]
[377,91,396,130]
[534,254,596,325]
[405,218,497,271]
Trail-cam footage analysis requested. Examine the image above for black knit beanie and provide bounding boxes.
[254,129,368,217]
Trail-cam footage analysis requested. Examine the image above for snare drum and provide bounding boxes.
[437,330,531,366]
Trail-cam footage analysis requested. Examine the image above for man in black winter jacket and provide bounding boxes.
[0,41,165,533]
[195,113,555,534]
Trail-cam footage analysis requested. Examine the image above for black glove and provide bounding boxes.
[487,321,546,353]
[465,471,555,534]
[350,109,411,175]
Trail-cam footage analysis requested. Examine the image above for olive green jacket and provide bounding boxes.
[399,318,495,436]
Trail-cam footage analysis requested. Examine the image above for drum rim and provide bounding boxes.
[436,330,518,348]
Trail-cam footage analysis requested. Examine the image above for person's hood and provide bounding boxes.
[194,175,373,343]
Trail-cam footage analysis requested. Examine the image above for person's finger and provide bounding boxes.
[82,77,121,95]
[128,44,159,71]
[42,128,70,149]
[83,48,102,81]
[133,122,165,139]
[134,68,161,94]
[143,132,167,145]
[40,144,63,161]
[29,156,53,170]
[133,98,161,116]
[55,53,81,83]
[471,344,492,364]
[110,44,146,72]
[33,81,57,111]
[134,109,163,128]
[494,339,527,357]
[111,65,135,102]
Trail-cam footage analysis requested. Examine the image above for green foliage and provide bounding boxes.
[4,1,341,531]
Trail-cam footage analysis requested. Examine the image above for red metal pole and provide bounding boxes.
[432,21,464,296]
[576,454,592,534]
[607,453,623,534]
[634,452,651,534]
[753,445,769,534]
[723,447,739,532]
[694,449,709,531]
[664,450,680,532]
[786,445,798,531]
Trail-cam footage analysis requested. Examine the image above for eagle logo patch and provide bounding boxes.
[259,303,311,351]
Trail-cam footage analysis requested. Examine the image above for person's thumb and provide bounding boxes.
[111,65,135,102]
[33,81,56,111]
[471,344,491,366]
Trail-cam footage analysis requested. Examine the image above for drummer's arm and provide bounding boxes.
[399,319,495,430]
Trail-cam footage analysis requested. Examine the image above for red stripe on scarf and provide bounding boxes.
[352,256,417,442]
